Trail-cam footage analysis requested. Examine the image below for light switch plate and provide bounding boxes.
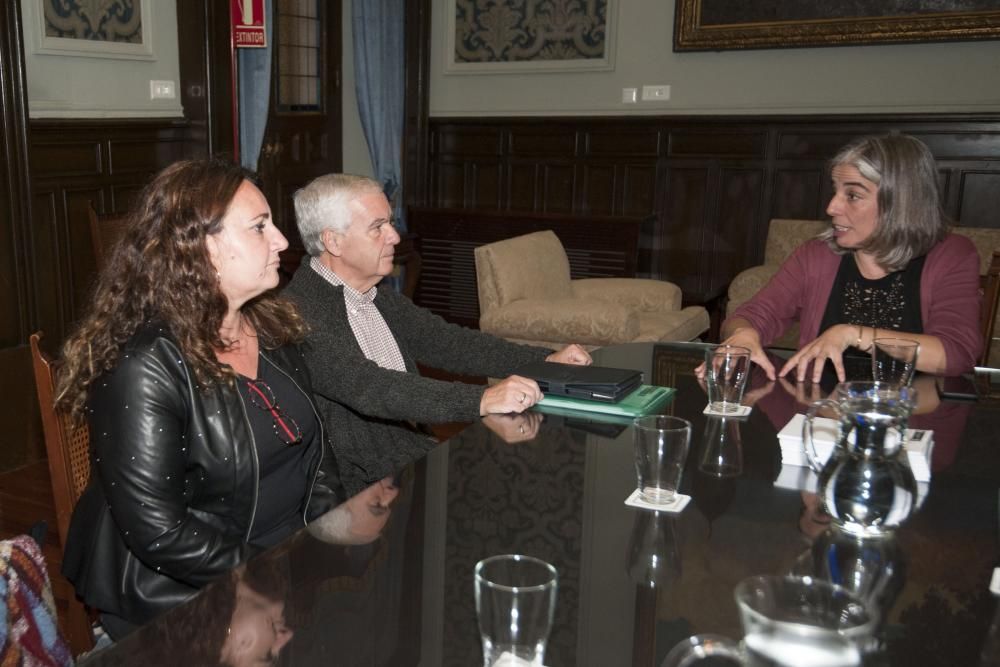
[150,80,177,100]
[641,85,670,101]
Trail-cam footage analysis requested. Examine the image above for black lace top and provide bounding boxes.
[819,253,925,344]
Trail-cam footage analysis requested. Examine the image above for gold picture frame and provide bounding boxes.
[674,0,1000,51]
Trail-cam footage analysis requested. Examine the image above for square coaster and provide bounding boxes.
[624,488,691,513]
[703,404,752,418]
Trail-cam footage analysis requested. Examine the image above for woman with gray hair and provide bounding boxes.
[719,134,981,382]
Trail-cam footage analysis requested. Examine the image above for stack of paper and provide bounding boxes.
[777,413,933,482]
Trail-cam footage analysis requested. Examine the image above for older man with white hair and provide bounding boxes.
[284,174,591,493]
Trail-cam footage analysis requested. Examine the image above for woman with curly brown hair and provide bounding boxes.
[57,158,343,641]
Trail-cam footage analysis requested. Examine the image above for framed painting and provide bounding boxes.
[34,0,154,60]
[674,0,1000,51]
[446,0,616,74]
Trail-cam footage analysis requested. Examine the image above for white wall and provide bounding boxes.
[341,0,374,177]
[21,0,183,118]
[430,0,1000,117]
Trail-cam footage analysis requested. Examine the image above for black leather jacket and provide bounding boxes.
[62,324,343,628]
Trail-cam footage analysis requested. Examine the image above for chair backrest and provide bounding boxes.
[953,226,1000,367]
[762,219,829,265]
[474,230,573,312]
[979,251,1000,367]
[29,332,90,549]
[87,202,130,271]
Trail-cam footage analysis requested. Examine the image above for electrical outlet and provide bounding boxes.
[641,85,670,101]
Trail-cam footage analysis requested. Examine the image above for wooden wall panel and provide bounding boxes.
[29,190,64,345]
[660,167,710,298]
[541,163,574,212]
[712,169,765,297]
[29,120,197,342]
[423,114,1000,310]
[31,141,101,177]
[433,161,466,208]
[958,172,1000,228]
[471,163,502,209]
[623,164,658,216]
[586,127,659,157]
[510,126,575,156]
[582,164,615,215]
[507,162,538,210]
[771,168,825,222]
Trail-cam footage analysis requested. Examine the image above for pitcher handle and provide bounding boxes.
[803,399,842,474]
[662,634,743,667]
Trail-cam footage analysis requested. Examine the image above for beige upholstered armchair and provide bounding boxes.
[952,226,1000,366]
[726,219,1000,363]
[725,219,828,349]
[475,230,709,349]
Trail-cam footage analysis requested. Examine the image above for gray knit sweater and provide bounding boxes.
[284,264,552,494]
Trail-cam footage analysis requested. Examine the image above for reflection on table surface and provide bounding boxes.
[81,342,1000,666]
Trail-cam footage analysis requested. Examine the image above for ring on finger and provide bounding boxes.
[518,424,525,434]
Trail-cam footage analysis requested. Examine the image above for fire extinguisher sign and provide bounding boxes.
[232,0,266,48]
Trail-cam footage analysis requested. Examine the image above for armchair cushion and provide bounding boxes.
[480,298,639,347]
[726,265,779,317]
[763,219,829,265]
[474,230,573,310]
[572,278,682,311]
[726,218,827,350]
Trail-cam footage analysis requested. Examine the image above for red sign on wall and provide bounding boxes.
[232,0,266,48]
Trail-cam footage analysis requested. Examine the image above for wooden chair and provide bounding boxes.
[87,202,130,271]
[29,332,94,654]
[980,251,1000,367]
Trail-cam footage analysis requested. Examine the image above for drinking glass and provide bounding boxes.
[474,554,558,667]
[698,416,743,478]
[871,337,919,388]
[705,345,751,413]
[663,575,875,667]
[626,511,681,589]
[633,415,691,505]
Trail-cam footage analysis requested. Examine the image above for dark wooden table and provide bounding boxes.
[80,342,1000,666]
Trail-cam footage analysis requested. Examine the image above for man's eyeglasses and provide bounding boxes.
[246,379,303,446]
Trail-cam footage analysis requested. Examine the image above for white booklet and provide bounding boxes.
[777,413,934,482]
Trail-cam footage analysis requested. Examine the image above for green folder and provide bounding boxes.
[535,384,675,419]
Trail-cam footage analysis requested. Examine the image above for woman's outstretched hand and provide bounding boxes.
[778,324,856,383]
[695,326,776,380]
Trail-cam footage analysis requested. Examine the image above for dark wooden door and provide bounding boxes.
[256,0,342,267]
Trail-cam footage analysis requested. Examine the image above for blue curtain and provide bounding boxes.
[352,0,405,229]
[238,0,274,172]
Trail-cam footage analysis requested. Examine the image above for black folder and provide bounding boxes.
[515,360,643,403]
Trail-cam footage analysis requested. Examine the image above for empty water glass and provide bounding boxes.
[474,554,558,667]
[871,337,919,387]
[633,415,692,505]
[705,345,751,413]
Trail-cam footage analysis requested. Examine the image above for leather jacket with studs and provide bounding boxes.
[61,323,344,629]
